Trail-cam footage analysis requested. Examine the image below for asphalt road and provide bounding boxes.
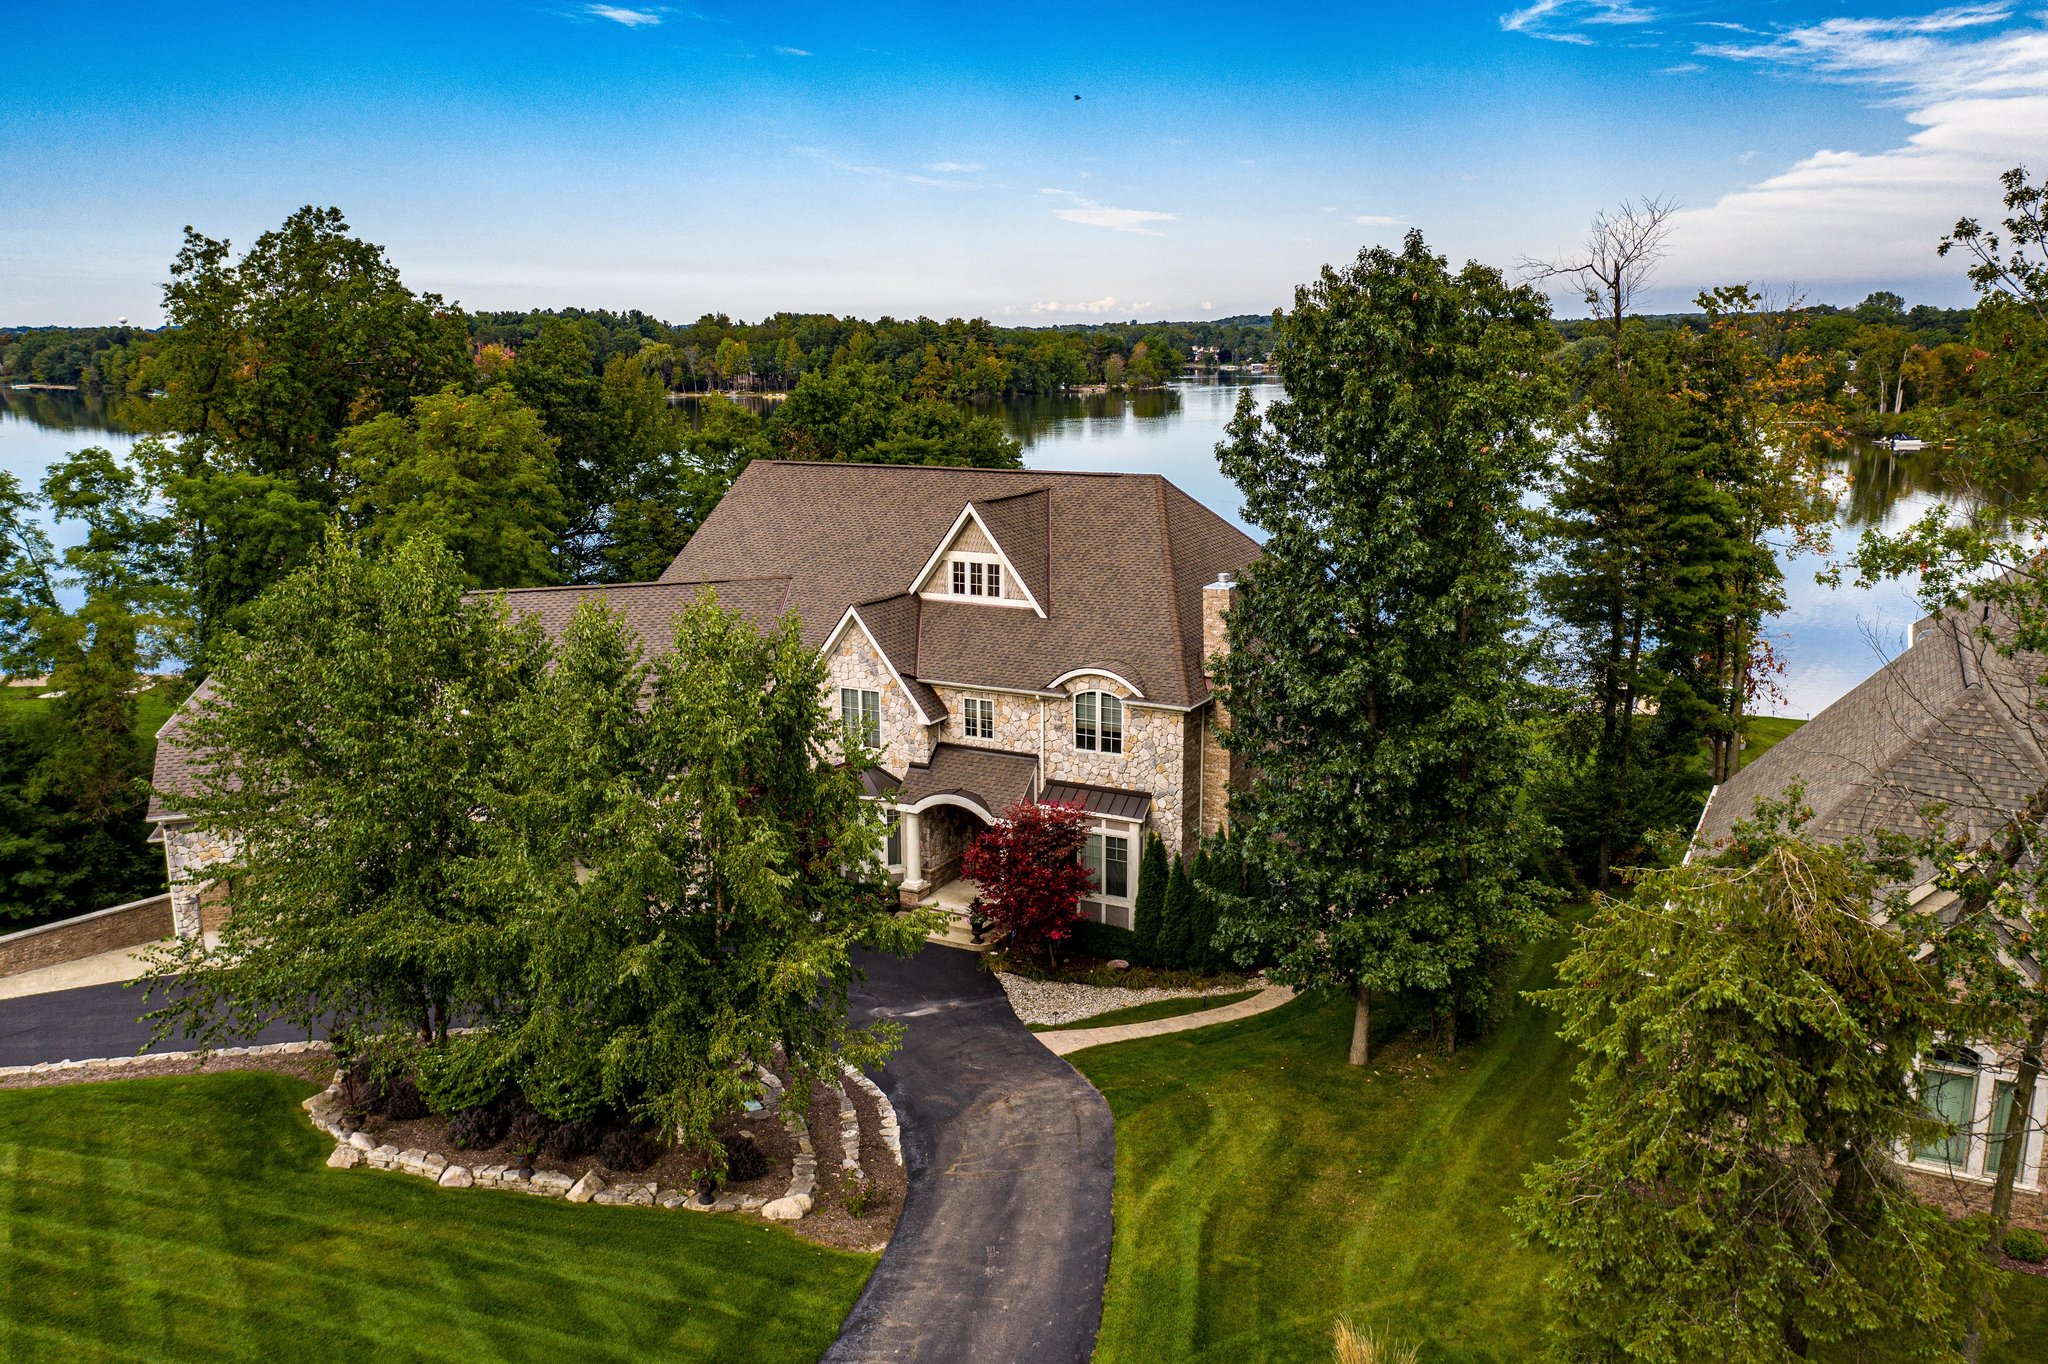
[0,980,321,1068]
[823,945,1115,1364]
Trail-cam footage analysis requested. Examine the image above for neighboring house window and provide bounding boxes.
[1081,831,1130,901]
[1988,1079,2022,1177]
[946,556,1003,598]
[884,817,903,871]
[962,696,995,740]
[1073,691,1124,754]
[840,687,881,748]
[1916,1050,1979,1167]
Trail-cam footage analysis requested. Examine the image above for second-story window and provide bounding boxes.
[1073,691,1124,754]
[948,557,1003,597]
[962,696,995,740]
[840,687,881,748]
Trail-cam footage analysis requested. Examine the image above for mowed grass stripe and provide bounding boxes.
[0,1071,872,1362]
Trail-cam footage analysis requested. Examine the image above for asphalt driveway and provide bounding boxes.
[0,980,319,1068]
[824,944,1115,1364]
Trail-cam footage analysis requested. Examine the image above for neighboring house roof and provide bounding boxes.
[147,675,223,822]
[660,460,1260,708]
[1699,606,2048,855]
[897,743,1042,818]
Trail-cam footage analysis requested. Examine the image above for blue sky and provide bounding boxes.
[4,1,2042,325]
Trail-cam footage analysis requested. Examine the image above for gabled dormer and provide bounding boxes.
[908,490,1049,617]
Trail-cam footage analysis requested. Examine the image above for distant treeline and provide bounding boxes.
[3,312,1276,400]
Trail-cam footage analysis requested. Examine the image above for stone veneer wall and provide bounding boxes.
[1199,580,1240,839]
[919,805,978,887]
[1042,676,1190,856]
[822,627,934,773]
[930,684,1040,758]
[164,823,237,939]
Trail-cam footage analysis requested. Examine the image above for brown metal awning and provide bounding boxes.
[1039,780,1152,822]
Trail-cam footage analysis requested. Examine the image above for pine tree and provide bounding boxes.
[1215,230,1561,1064]
[1187,847,1220,974]
[1130,831,1169,966]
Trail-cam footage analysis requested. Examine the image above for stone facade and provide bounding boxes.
[929,684,1040,757]
[164,822,237,940]
[1042,675,1190,857]
[822,626,934,774]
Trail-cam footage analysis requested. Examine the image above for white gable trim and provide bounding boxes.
[908,504,1047,619]
[821,606,937,727]
[1048,667,1147,700]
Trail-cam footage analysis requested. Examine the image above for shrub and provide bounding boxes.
[843,1174,878,1218]
[1071,920,1139,963]
[382,1073,430,1122]
[722,1132,771,1183]
[338,1067,383,1118]
[1333,1319,1417,1364]
[506,1111,548,1159]
[959,801,1095,965]
[445,1103,509,1151]
[2006,1227,2048,1263]
[543,1117,603,1161]
[599,1126,661,1173]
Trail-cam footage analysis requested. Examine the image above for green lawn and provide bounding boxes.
[0,1072,873,1362]
[1742,714,1805,767]
[1075,930,2048,1364]
[1028,989,1261,1033]
[0,678,189,740]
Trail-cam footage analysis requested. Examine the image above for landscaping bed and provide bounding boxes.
[1026,988,1261,1032]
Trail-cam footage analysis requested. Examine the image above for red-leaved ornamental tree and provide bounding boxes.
[960,801,1095,965]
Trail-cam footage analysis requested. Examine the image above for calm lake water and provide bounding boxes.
[0,380,1931,718]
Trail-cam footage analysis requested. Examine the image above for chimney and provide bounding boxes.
[1199,572,1241,837]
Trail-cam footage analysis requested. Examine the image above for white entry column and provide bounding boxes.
[899,809,927,897]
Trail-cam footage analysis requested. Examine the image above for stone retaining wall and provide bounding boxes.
[0,893,174,979]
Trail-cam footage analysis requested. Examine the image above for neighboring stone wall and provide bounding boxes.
[822,628,934,773]
[164,822,237,940]
[0,893,174,978]
[1042,675,1190,856]
[931,684,1039,756]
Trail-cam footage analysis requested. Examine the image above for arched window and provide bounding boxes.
[1073,691,1124,754]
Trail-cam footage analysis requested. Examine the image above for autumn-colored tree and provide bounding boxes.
[960,801,1095,965]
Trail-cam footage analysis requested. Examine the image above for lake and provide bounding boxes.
[0,380,1931,718]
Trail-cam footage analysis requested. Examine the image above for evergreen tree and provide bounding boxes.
[1214,230,1561,1064]
[1517,821,1992,1362]
[1130,831,1169,966]
[1187,846,1220,973]
[1157,856,1196,970]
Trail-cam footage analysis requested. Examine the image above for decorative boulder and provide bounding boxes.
[326,1145,360,1170]
[761,1194,812,1221]
[438,1165,474,1188]
[566,1170,607,1204]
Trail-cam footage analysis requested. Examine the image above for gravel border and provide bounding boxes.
[994,973,1262,1027]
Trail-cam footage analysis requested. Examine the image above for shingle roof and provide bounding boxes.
[1700,607,2048,854]
[660,460,1260,707]
[897,743,1041,817]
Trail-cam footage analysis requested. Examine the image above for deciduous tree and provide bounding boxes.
[960,801,1094,966]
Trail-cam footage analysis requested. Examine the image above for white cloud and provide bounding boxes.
[1030,296,1124,315]
[1041,187,1175,235]
[1668,6,2048,290]
[775,45,810,56]
[1661,61,1703,74]
[586,5,661,26]
[1502,0,1656,44]
[1353,213,1403,226]
[924,161,983,173]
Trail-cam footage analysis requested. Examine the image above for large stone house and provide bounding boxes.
[148,459,1260,938]
[1698,603,2048,1216]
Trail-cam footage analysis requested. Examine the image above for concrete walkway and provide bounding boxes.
[1035,983,1297,1056]
[825,945,1114,1364]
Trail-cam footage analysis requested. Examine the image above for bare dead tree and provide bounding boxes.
[1522,196,1679,365]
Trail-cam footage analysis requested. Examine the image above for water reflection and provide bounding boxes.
[0,387,152,437]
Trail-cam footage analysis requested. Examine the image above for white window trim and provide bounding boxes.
[1077,816,1143,929]
[960,693,997,741]
[1901,1047,2047,1190]
[1072,689,1126,755]
[907,504,1047,617]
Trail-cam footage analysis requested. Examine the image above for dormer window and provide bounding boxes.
[1073,691,1124,754]
[949,557,1003,598]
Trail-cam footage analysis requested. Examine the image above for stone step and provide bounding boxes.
[924,910,993,954]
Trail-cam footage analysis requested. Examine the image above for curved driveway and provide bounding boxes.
[825,945,1114,1364]
[0,946,1115,1364]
